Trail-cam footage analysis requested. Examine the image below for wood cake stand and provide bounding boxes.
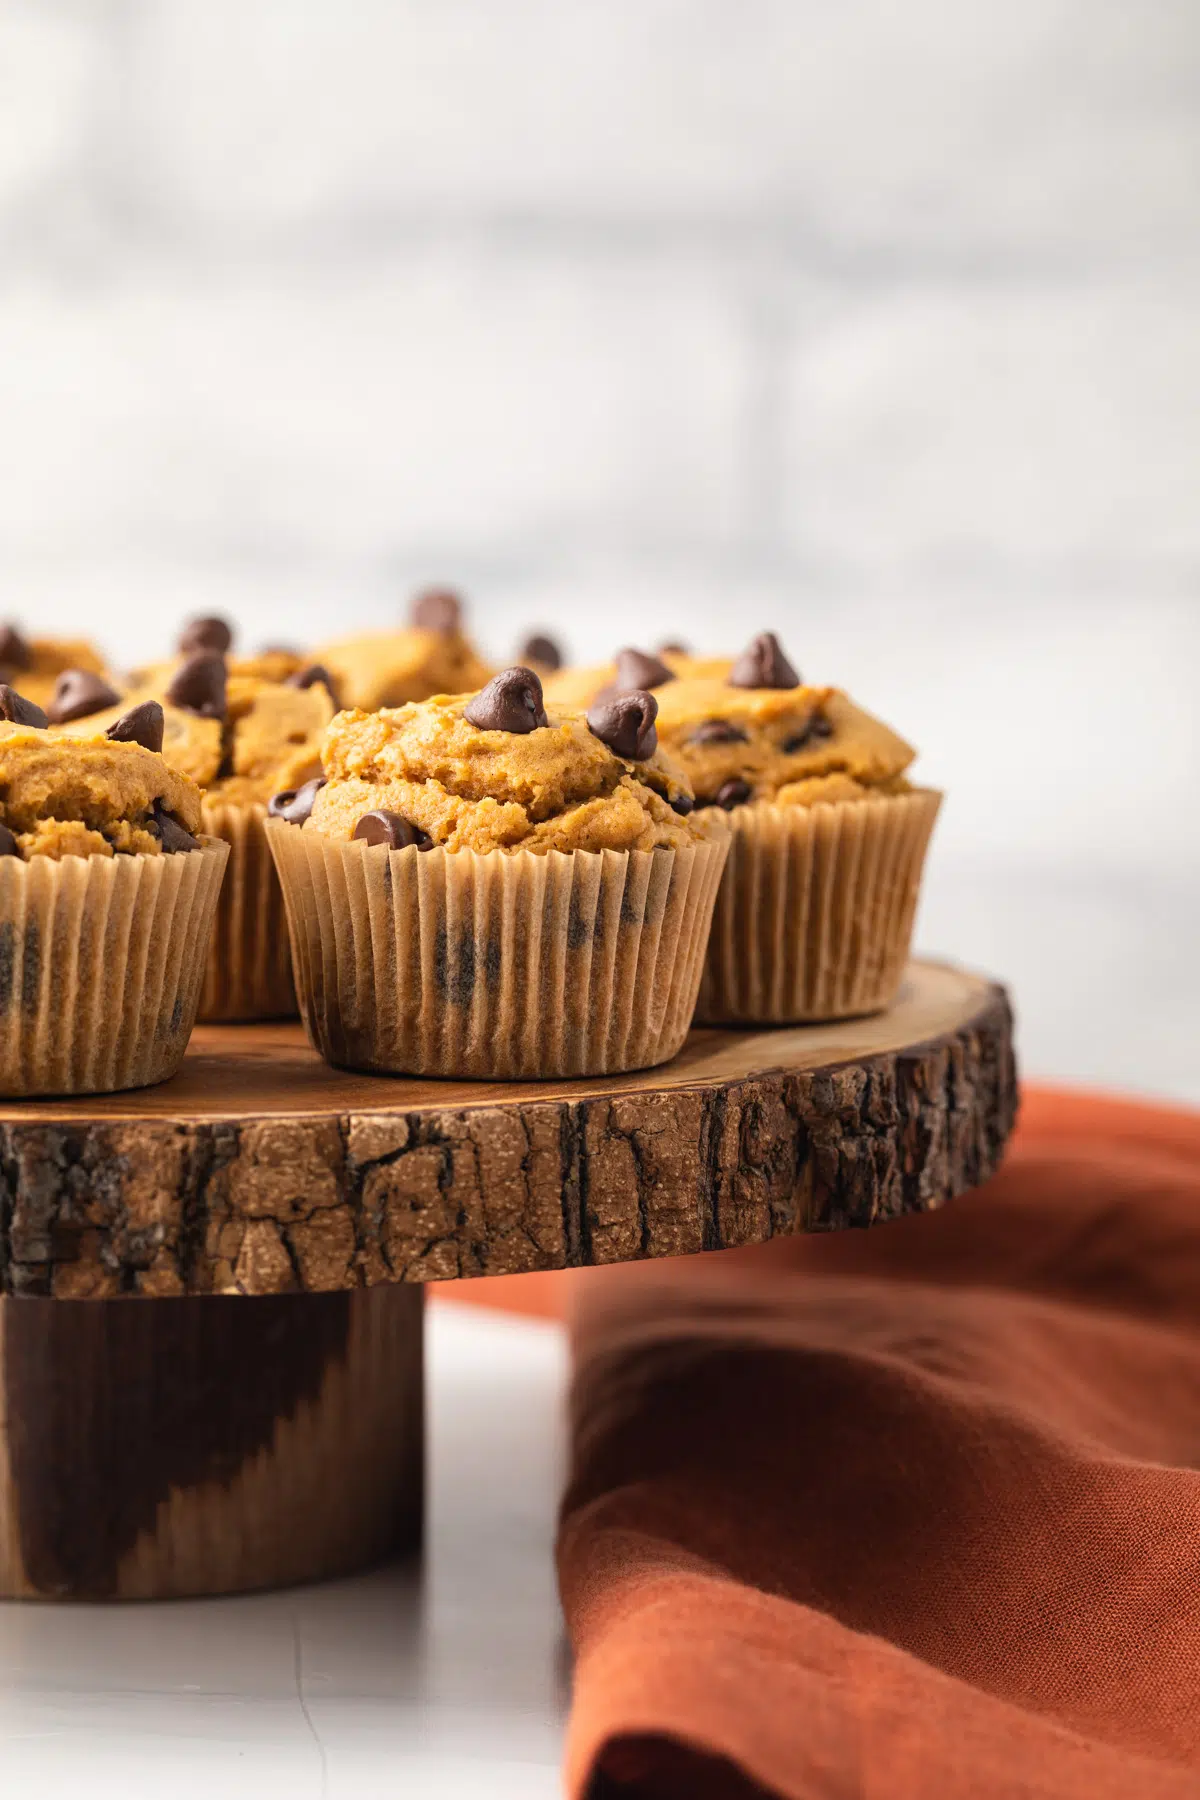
[0,958,1015,1601]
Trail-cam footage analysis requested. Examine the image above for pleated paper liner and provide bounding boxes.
[199,801,297,1022]
[0,838,228,1097]
[268,824,729,1080]
[695,788,942,1025]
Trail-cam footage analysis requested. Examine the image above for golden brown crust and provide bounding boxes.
[0,722,204,859]
[651,675,915,806]
[2,638,111,711]
[314,628,492,711]
[308,697,714,853]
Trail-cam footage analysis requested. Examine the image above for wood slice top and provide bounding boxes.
[0,960,1016,1299]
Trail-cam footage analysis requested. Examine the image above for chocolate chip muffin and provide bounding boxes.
[314,587,492,712]
[0,622,114,713]
[629,632,941,1023]
[0,690,228,1095]
[541,644,726,712]
[267,668,729,1079]
[61,653,336,1021]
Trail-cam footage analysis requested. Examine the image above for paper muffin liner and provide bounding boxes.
[199,801,297,1022]
[268,823,729,1080]
[0,838,229,1097]
[695,788,942,1025]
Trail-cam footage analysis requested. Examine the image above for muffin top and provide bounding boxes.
[578,633,916,810]
[128,615,308,692]
[315,587,492,712]
[0,693,203,860]
[58,657,336,805]
[292,668,712,854]
[542,645,726,712]
[0,623,111,712]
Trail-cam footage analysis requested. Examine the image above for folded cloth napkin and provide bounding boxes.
[537,1087,1200,1799]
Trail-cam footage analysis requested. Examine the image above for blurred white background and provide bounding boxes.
[1,1,1197,1096]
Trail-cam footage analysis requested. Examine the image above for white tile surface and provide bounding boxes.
[0,1303,570,1799]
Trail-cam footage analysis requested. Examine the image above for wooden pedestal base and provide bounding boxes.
[0,1285,424,1600]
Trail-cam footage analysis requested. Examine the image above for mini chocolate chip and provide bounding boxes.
[614,647,675,694]
[689,718,749,746]
[47,668,121,725]
[151,801,199,853]
[165,651,227,719]
[267,776,326,825]
[670,793,695,816]
[0,824,19,858]
[0,625,31,671]
[352,809,431,850]
[586,689,659,760]
[0,686,48,729]
[518,633,563,671]
[286,663,341,708]
[107,701,165,754]
[782,714,834,754]
[727,631,800,690]
[464,666,548,734]
[657,639,689,657]
[410,587,463,634]
[712,778,753,810]
[179,615,233,655]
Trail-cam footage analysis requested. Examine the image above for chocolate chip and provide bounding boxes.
[267,776,326,825]
[614,647,675,694]
[0,625,31,671]
[464,666,548,734]
[179,615,233,656]
[0,686,48,729]
[106,701,165,754]
[150,802,199,853]
[710,778,753,810]
[352,809,431,850]
[782,714,834,754]
[410,587,463,634]
[47,669,121,726]
[727,631,800,690]
[657,639,689,657]
[0,824,19,858]
[586,689,658,760]
[689,718,749,746]
[165,651,227,719]
[286,663,341,708]
[670,793,695,816]
[518,633,563,672]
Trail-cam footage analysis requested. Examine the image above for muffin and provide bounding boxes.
[267,668,728,1079]
[0,689,227,1095]
[542,644,727,712]
[0,622,112,712]
[59,654,336,1020]
[315,587,491,712]
[645,631,941,1023]
[128,614,308,693]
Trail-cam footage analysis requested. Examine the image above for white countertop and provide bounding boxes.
[0,1301,570,1799]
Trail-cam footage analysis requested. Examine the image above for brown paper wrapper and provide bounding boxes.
[0,839,228,1097]
[199,801,297,1021]
[696,788,942,1025]
[268,823,729,1080]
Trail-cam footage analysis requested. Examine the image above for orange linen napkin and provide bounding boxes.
[457,1087,1200,1798]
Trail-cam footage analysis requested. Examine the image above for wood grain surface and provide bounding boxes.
[0,1284,424,1599]
[0,960,1016,1298]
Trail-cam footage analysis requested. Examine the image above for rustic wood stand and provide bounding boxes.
[0,958,1015,1600]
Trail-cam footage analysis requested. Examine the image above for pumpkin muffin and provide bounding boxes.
[128,614,309,694]
[0,622,113,712]
[60,653,336,1020]
[315,587,491,712]
[541,644,726,712]
[0,689,227,1095]
[267,667,728,1079]
[629,631,940,1024]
